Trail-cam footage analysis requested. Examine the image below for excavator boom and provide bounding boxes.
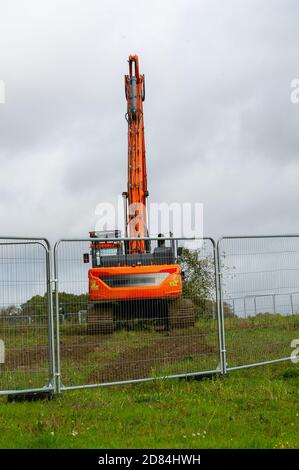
[124,55,148,253]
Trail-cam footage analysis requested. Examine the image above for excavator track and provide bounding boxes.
[168,298,195,330]
[87,303,114,335]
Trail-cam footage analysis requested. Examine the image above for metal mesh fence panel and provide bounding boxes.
[0,238,55,395]
[54,237,221,390]
[218,236,299,370]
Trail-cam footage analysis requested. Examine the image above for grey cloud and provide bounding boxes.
[0,0,299,243]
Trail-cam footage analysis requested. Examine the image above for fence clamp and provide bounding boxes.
[50,278,58,288]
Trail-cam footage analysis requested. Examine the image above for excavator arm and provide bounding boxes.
[124,55,148,253]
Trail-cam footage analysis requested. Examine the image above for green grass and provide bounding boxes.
[0,362,298,449]
[0,314,297,390]
[0,314,298,448]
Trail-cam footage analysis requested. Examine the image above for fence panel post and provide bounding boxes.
[216,238,227,376]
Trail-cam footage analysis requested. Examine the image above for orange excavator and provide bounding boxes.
[85,55,194,333]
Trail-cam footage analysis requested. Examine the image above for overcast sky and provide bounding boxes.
[0,0,299,242]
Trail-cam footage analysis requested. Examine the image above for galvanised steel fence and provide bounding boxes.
[225,292,299,318]
[0,238,55,396]
[53,237,222,392]
[217,236,299,372]
[1,234,298,396]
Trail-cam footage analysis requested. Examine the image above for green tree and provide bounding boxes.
[21,295,47,317]
[56,292,88,316]
[21,292,89,317]
[179,247,234,319]
[179,248,216,318]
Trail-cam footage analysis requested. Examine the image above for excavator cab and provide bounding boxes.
[89,231,123,267]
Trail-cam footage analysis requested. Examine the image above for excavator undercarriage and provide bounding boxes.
[87,297,195,335]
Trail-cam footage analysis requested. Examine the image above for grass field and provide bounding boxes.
[0,362,298,449]
[0,313,298,448]
[1,313,298,390]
